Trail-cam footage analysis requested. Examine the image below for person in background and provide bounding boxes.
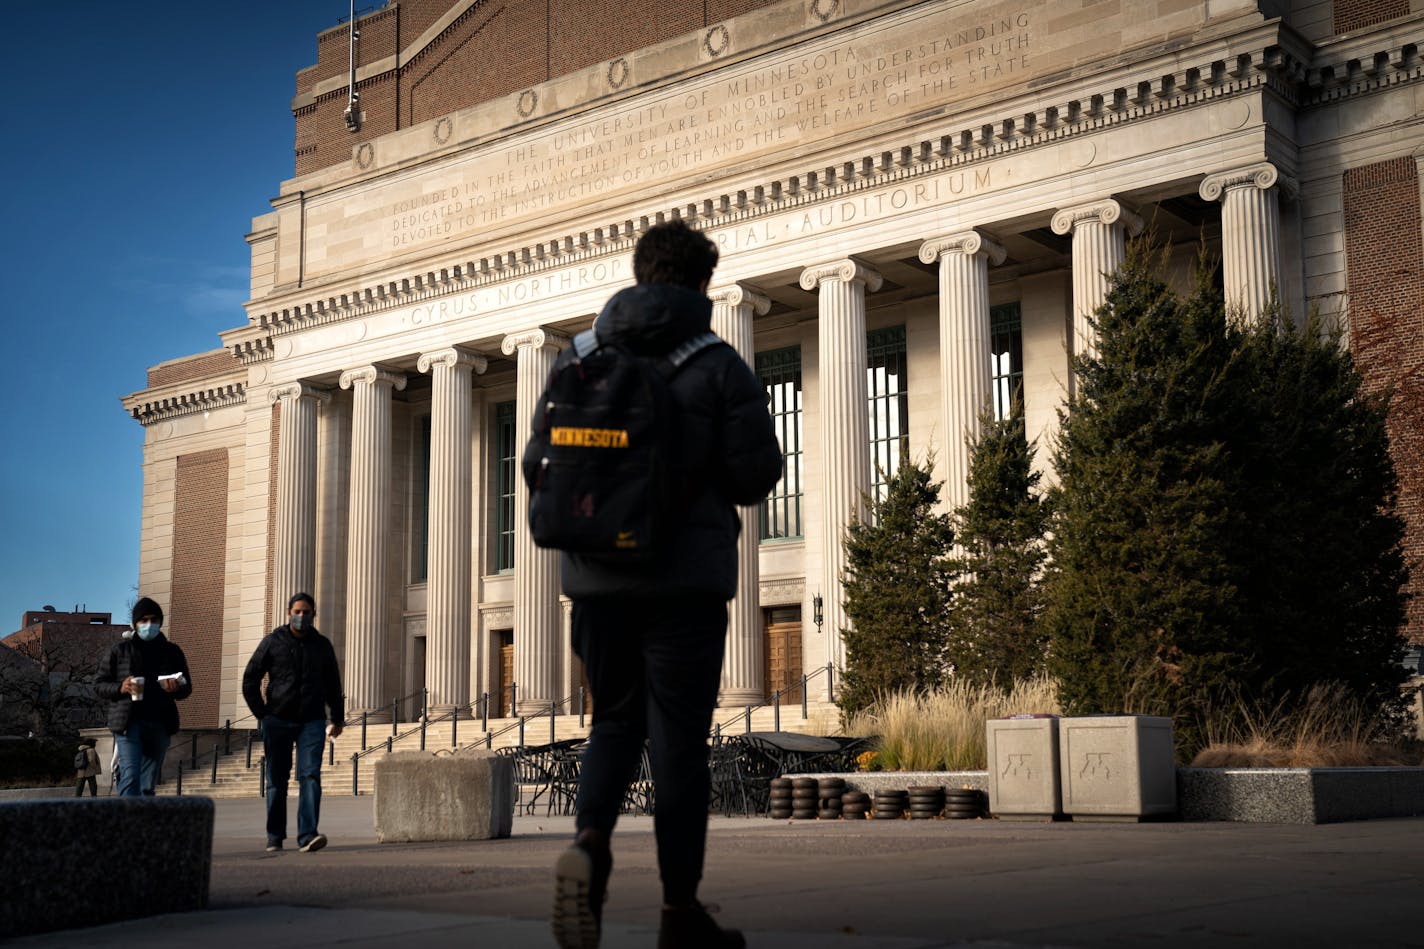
[241,592,345,854]
[95,597,193,796]
[73,738,101,797]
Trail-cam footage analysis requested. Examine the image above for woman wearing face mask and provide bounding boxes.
[95,596,193,796]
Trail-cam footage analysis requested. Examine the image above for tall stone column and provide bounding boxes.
[1200,163,1288,324]
[269,382,328,628]
[500,329,567,715]
[710,283,771,706]
[1051,198,1143,368]
[799,258,882,689]
[338,365,407,718]
[315,393,351,663]
[919,230,1006,513]
[417,347,487,713]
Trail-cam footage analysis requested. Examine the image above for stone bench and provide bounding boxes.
[0,796,213,938]
[373,748,515,842]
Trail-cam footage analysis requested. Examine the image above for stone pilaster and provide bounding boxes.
[799,258,882,691]
[417,347,488,713]
[1051,198,1143,368]
[710,283,772,706]
[268,382,329,628]
[919,230,1006,513]
[1200,163,1290,324]
[338,365,407,717]
[500,328,567,714]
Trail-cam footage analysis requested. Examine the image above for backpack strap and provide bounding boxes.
[665,331,723,372]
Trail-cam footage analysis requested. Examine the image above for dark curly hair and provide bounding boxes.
[632,219,719,289]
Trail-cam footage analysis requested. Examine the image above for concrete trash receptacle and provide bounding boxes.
[987,715,1062,820]
[374,748,515,842]
[1058,715,1176,820]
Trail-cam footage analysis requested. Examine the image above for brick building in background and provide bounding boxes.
[123,0,1423,728]
[1,607,127,735]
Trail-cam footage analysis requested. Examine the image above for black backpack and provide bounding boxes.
[527,328,723,561]
[74,749,88,770]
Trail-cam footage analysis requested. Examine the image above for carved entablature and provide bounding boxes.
[241,25,1419,341]
[122,373,248,426]
[1304,40,1421,103]
[219,324,274,365]
[759,576,805,606]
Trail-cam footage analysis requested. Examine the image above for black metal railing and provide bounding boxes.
[710,662,836,741]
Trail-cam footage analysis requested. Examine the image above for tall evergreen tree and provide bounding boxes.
[946,405,1050,690]
[838,451,957,718]
[1225,308,1409,716]
[1042,243,1248,725]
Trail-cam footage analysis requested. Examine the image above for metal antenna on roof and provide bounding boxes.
[343,0,362,133]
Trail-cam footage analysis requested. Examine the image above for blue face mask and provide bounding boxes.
[290,615,309,633]
[136,622,160,641]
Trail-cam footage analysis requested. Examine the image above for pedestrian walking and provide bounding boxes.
[95,597,193,796]
[241,592,345,854]
[529,220,783,949]
[73,738,101,797]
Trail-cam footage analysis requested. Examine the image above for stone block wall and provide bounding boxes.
[172,448,230,727]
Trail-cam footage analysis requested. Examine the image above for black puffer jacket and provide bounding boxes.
[241,625,345,725]
[524,282,784,599]
[95,635,192,735]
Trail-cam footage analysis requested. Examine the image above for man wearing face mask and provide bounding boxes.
[242,593,345,854]
[95,596,193,796]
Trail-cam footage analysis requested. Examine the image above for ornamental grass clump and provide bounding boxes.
[847,675,1060,771]
[1191,682,1421,768]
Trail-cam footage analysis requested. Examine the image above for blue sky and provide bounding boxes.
[0,3,352,630]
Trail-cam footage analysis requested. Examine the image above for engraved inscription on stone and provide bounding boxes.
[1002,752,1034,779]
[1078,752,1114,781]
[323,3,1039,274]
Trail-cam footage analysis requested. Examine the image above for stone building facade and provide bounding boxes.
[122,0,1424,727]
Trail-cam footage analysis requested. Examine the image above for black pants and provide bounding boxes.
[74,775,97,797]
[572,594,727,906]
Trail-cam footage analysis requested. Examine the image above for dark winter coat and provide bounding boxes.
[522,281,784,600]
[95,635,193,735]
[241,625,345,725]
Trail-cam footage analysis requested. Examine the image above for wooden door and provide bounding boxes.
[763,607,803,704]
[497,631,515,716]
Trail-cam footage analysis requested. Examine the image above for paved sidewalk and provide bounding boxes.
[11,796,1423,948]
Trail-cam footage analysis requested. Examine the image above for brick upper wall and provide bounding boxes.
[147,350,241,389]
[294,0,781,176]
[171,448,230,728]
[1343,156,1424,645]
[1332,0,1410,34]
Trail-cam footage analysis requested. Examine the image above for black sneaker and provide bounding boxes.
[552,840,611,949]
[657,902,745,949]
[299,834,327,853]
[264,842,282,853]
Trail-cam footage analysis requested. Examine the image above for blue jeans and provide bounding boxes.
[263,716,326,847]
[115,719,171,797]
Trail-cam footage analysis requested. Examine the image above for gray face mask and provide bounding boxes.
[289,615,309,633]
[136,622,160,641]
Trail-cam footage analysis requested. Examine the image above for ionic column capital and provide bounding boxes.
[799,257,883,293]
[500,328,569,356]
[338,365,408,391]
[268,381,332,406]
[1199,162,1296,202]
[417,346,488,375]
[919,229,1007,266]
[708,283,772,314]
[1050,199,1144,237]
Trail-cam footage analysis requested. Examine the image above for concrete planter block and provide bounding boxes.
[374,748,515,842]
[803,771,989,795]
[1058,715,1176,821]
[1178,767,1424,823]
[986,716,1062,820]
[0,796,213,938]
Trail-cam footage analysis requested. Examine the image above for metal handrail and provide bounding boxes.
[710,662,836,740]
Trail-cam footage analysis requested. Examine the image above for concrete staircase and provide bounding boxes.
[159,699,842,799]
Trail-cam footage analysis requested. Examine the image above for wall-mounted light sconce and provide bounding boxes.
[813,593,823,631]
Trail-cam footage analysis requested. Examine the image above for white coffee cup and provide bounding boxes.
[130,676,145,701]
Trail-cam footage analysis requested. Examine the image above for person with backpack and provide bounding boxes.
[73,738,101,797]
[95,597,193,796]
[529,220,783,949]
